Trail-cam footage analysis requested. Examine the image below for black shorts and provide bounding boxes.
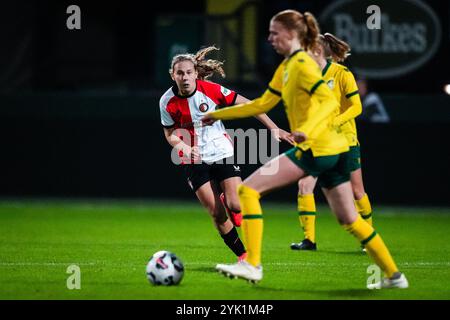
[183,158,242,192]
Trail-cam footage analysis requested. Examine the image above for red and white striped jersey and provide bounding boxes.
[159,79,237,163]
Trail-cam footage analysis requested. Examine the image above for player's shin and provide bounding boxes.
[221,226,246,257]
[355,193,373,226]
[298,194,316,243]
[238,184,263,267]
[344,215,399,278]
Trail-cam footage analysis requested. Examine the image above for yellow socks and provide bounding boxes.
[298,194,316,243]
[355,193,373,226]
[344,215,399,278]
[237,184,263,267]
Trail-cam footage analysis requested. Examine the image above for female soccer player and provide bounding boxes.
[160,46,292,264]
[202,10,407,289]
[290,33,373,251]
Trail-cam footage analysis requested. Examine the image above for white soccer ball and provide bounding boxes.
[146,250,184,286]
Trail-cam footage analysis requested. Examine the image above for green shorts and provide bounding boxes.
[285,147,351,189]
[348,145,362,172]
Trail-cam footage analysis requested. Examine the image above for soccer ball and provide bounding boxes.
[146,250,184,286]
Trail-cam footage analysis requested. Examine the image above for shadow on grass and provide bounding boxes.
[188,266,217,273]
[322,288,379,298]
[316,249,366,257]
[255,285,378,298]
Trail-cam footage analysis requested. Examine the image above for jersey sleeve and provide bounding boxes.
[267,63,284,97]
[342,69,359,99]
[333,70,362,127]
[159,97,175,128]
[217,84,237,106]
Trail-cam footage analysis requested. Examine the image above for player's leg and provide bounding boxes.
[216,153,306,281]
[195,181,246,259]
[195,181,228,232]
[239,153,306,267]
[185,163,246,260]
[220,176,242,213]
[216,161,243,227]
[349,145,373,226]
[291,175,318,250]
[351,168,373,226]
[322,180,407,289]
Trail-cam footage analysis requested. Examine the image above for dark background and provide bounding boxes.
[1,0,449,205]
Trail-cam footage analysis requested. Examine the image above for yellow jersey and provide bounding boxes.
[322,61,362,146]
[210,50,349,157]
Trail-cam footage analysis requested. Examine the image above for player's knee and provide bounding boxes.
[353,187,366,201]
[204,200,218,216]
[222,189,241,212]
[337,214,357,225]
[298,179,314,195]
[211,207,227,224]
[205,205,216,217]
[226,198,241,213]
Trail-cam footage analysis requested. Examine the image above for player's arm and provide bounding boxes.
[333,71,362,127]
[163,127,184,150]
[160,98,198,160]
[235,94,294,144]
[204,89,280,121]
[202,63,284,123]
[163,127,199,161]
[333,94,362,127]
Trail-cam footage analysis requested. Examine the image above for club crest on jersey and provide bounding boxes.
[198,103,209,112]
[327,79,335,89]
[220,86,231,97]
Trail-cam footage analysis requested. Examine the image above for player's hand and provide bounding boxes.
[271,128,295,145]
[201,114,216,126]
[190,146,201,162]
[292,131,307,143]
[179,144,200,163]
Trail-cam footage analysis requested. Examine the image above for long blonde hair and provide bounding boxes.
[319,33,351,62]
[169,46,225,80]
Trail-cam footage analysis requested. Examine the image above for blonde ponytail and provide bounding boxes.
[320,33,351,62]
[169,46,226,80]
[302,12,320,51]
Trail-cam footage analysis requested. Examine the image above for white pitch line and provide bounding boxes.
[0,262,96,266]
[184,261,450,267]
[1,261,449,267]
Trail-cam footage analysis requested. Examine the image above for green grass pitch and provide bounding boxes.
[1,199,449,300]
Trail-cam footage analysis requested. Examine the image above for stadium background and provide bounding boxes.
[1,0,449,206]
